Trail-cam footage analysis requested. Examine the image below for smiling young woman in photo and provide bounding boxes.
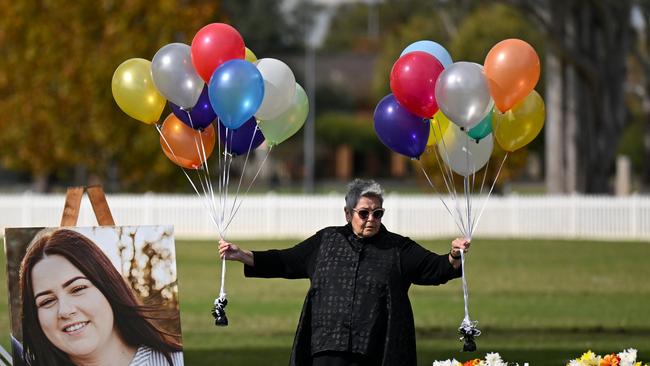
[19,229,183,366]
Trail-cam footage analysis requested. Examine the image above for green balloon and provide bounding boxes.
[258,83,309,146]
[468,107,494,141]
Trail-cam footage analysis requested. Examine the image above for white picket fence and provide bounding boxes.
[1,193,649,241]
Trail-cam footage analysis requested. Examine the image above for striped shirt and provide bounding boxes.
[129,346,184,366]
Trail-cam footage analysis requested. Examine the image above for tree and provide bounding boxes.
[220,0,300,56]
[630,0,650,190]
[0,1,223,192]
[506,0,633,193]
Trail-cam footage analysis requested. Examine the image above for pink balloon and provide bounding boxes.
[191,23,245,83]
[390,51,444,118]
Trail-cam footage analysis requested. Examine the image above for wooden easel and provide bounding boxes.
[60,185,115,226]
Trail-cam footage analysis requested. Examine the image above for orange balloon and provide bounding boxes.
[159,114,216,169]
[484,39,540,112]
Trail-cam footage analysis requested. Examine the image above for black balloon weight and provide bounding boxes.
[458,319,481,352]
[211,297,228,326]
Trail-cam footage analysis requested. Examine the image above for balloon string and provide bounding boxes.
[221,149,232,231]
[156,124,220,231]
[469,148,491,236]
[227,124,260,222]
[431,125,457,203]
[463,134,471,237]
[219,256,227,299]
[435,120,460,203]
[183,108,219,230]
[222,146,272,233]
[460,248,471,322]
[216,119,225,233]
[219,131,269,299]
[431,125,467,236]
[418,162,467,236]
[222,137,233,232]
[186,110,220,231]
[438,133,466,236]
[472,152,508,232]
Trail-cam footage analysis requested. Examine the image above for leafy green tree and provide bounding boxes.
[0,0,223,192]
[507,0,633,193]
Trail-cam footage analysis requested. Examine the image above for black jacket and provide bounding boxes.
[244,224,461,366]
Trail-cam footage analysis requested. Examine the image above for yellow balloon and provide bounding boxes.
[245,47,258,63]
[492,89,545,152]
[111,58,165,124]
[427,110,451,147]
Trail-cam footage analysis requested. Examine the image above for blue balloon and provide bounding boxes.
[400,40,453,69]
[218,117,265,156]
[374,94,429,159]
[171,85,216,130]
[208,59,264,129]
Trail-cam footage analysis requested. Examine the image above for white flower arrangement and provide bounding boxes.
[567,348,647,366]
[432,352,528,366]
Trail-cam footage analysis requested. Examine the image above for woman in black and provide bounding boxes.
[219,179,469,366]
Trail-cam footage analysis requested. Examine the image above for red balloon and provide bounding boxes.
[191,23,245,82]
[390,51,444,118]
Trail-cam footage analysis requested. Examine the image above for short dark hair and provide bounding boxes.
[20,229,181,366]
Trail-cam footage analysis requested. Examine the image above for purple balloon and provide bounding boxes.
[171,85,216,130]
[218,117,265,156]
[373,94,430,158]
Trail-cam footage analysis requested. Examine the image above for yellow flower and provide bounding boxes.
[581,351,600,366]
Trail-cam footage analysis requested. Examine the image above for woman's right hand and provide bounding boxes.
[219,239,240,261]
[219,239,254,266]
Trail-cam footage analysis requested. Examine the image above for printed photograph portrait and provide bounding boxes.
[4,225,184,366]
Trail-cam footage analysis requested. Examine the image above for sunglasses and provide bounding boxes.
[352,208,385,220]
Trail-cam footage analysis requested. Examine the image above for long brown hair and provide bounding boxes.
[19,229,182,366]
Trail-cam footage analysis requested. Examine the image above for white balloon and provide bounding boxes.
[254,58,296,120]
[435,61,492,129]
[437,123,493,177]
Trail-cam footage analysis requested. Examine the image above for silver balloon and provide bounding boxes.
[152,43,204,109]
[435,61,492,130]
[437,123,493,177]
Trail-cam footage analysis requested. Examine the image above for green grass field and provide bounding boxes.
[2,238,649,365]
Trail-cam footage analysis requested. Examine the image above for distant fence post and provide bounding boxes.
[266,192,277,238]
[144,192,153,225]
[21,191,31,227]
[631,194,639,240]
[570,194,578,239]
[508,194,518,237]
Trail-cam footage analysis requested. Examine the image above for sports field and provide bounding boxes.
[2,238,648,365]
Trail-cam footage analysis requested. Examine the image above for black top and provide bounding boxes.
[245,224,461,366]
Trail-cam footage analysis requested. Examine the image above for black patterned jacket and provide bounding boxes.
[244,224,462,366]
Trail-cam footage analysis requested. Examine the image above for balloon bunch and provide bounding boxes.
[374,39,544,351]
[111,23,309,326]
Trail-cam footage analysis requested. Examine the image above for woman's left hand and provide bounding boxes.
[449,238,470,265]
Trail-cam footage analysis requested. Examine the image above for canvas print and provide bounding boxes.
[4,225,184,366]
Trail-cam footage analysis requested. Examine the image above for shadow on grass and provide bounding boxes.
[416,325,650,337]
[183,348,596,366]
[183,327,650,366]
